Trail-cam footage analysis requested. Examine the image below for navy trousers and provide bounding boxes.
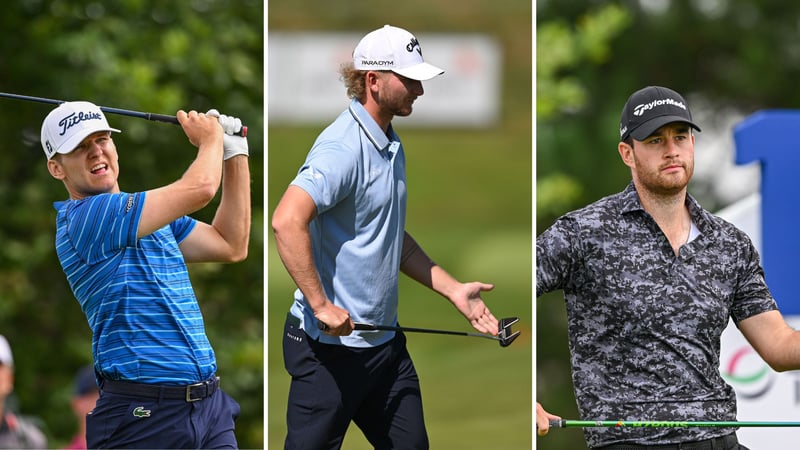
[87,380,240,449]
[283,316,429,450]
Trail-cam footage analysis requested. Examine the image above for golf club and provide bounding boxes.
[549,419,800,428]
[318,316,520,347]
[0,92,247,137]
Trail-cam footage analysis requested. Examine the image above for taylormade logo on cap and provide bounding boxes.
[353,25,444,81]
[41,101,120,160]
[633,97,688,117]
[619,86,701,141]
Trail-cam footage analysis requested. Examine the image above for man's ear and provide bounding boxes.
[618,141,635,169]
[366,70,383,93]
[47,158,65,180]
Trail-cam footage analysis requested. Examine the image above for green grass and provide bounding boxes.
[267,121,532,449]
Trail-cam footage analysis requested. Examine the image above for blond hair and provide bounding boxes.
[339,62,368,103]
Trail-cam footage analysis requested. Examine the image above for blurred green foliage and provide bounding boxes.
[0,1,263,448]
[267,0,532,448]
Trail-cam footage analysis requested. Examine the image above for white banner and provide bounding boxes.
[718,194,800,448]
[720,316,800,448]
[268,31,501,127]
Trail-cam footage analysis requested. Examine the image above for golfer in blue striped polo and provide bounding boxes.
[41,101,250,449]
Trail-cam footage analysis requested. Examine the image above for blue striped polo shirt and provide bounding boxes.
[54,192,216,385]
[288,98,407,348]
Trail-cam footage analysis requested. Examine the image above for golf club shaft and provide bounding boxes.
[550,419,800,428]
[0,92,247,136]
[354,323,499,341]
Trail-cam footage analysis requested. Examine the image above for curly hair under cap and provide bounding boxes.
[339,62,368,103]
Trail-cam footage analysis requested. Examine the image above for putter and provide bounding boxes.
[0,92,247,137]
[318,316,520,347]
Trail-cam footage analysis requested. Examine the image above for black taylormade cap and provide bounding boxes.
[619,86,701,141]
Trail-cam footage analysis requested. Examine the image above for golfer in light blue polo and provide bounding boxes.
[273,24,500,449]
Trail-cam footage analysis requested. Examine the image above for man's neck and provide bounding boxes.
[362,101,392,134]
[636,184,691,255]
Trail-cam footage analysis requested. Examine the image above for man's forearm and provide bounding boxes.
[274,222,328,311]
[212,155,251,259]
[400,232,459,299]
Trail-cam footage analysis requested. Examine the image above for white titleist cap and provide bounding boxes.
[0,335,12,367]
[353,24,444,81]
[41,101,121,160]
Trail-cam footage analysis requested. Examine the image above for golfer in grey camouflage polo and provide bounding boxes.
[534,86,800,450]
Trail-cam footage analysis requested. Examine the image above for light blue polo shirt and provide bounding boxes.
[289,99,407,348]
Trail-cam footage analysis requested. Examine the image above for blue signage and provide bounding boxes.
[734,111,800,314]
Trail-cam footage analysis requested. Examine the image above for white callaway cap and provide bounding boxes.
[41,101,121,160]
[353,24,444,81]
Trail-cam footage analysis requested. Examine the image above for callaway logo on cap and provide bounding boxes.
[619,86,701,141]
[353,24,444,81]
[41,101,121,160]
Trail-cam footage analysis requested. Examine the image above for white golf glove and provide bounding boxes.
[206,109,248,160]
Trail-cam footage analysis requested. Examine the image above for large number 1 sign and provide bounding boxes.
[734,111,800,314]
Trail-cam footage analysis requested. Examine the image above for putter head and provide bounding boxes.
[498,317,520,347]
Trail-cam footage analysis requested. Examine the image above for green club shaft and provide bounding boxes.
[550,419,800,428]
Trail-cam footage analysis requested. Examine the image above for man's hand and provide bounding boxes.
[177,110,223,151]
[206,109,248,160]
[536,402,561,436]
[450,281,498,335]
[314,301,354,336]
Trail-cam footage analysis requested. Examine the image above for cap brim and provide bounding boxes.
[56,127,121,156]
[393,62,444,81]
[629,115,701,141]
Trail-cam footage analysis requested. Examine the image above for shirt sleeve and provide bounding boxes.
[290,140,358,214]
[536,215,580,297]
[730,235,779,323]
[170,215,197,243]
[65,192,144,265]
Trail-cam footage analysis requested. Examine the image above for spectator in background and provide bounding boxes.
[0,335,48,449]
[63,366,98,450]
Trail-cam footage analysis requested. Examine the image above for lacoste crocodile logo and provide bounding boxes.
[132,406,151,418]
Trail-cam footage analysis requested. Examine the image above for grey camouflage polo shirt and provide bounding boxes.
[537,181,777,448]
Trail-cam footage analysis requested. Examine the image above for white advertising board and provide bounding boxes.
[268,31,501,127]
[718,194,800,449]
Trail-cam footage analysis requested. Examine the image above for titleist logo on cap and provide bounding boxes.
[58,110,103,136]
[633,97,687,117]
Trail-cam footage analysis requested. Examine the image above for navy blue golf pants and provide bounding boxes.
[283,317,429,450]
[87,380,240,449]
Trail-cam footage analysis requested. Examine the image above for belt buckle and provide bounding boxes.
[185,381,206,402]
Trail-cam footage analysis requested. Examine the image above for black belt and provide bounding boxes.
[100,376,220,402]
[596,433,740,450]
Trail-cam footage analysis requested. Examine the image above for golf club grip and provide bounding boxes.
[138,112,180,125]
[315,321,378,332]
[549,419,566,428]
